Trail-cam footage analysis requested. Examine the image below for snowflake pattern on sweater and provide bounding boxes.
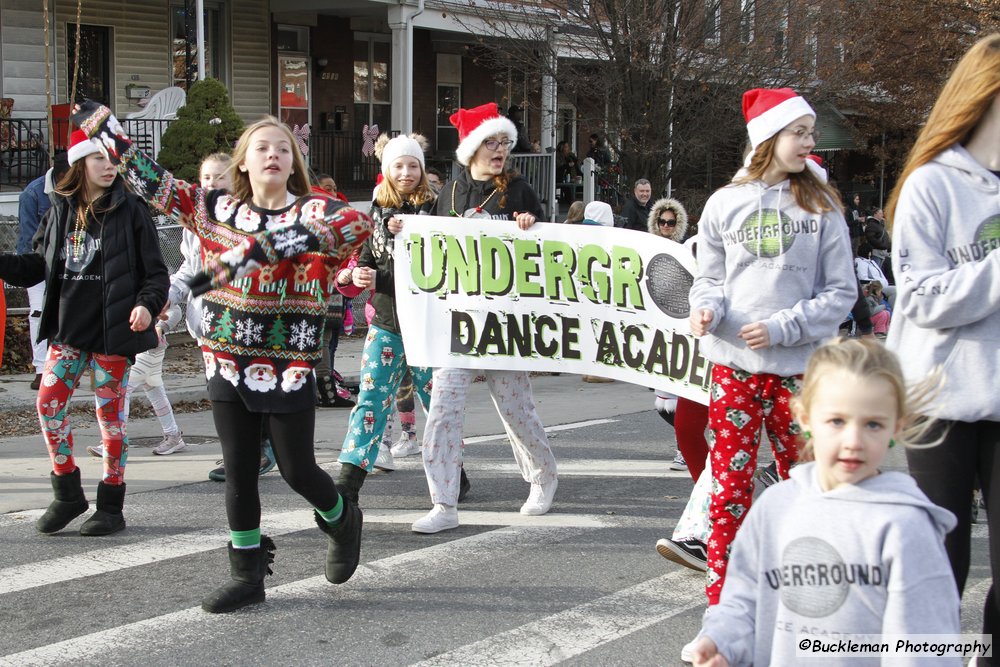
[73,101,371,412]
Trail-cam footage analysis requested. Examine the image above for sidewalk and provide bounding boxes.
[0,333,654,514]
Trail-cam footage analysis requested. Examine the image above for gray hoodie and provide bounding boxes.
[700,463,960,667]
[886,145,1000,422]
[689,179,856,376]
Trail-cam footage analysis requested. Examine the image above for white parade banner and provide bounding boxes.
[393,215,711,404]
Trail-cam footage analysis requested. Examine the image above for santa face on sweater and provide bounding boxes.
[203,350,217,380]
[245,359,278,392]
[217,354,239,386]
[281,363,310,393]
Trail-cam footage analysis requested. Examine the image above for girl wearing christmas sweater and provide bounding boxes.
[688,88,855,606]
[71,101,370,614]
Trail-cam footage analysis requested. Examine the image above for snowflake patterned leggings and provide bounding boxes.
[338,325,433,472]
[705,363,802,605]
[36,342,131,484]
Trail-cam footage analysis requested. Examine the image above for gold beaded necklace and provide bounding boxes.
[450,179,498,218]
[71,201,95,262]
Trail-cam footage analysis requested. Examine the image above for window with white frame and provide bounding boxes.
[739,0,755,44]
[804,33,818,74]
[170,1,226,90]
[773,3,789,60]
[436,54,461,154]
[704,0,721,44]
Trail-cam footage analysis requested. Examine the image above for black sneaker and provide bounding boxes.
[656,538,707,572]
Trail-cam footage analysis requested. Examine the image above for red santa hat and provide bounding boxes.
[248,357,274,370]
[67,129,101,166]
[450,103,518,167]
[742,88,815,150]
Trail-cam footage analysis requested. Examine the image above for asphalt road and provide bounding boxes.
[0,377,990,666]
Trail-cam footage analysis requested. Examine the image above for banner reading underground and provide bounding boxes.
[393,215,711,404]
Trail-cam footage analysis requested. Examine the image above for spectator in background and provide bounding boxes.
[847,193,865,255]
[563,200,585,224]
[17,152,70,390]
[864,205,891,277]
[506,106,533,153]
[586,133,613,169]
[316,173,349,203]
[620,178,653,231]
[426,167,445,194]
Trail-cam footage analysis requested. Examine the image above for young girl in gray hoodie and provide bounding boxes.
[690,339,961,666]
[688,88,856,607]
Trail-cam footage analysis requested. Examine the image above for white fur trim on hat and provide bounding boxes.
[455,116,518,167]
[379,135,426,178]
[746,95,815,149]
[67,129,100,166]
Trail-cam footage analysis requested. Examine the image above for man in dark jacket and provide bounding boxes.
[620,178,652,231]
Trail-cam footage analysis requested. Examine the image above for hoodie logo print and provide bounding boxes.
[946,214,1000,265]
[738,209,796,258]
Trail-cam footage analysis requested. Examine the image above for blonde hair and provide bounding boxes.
[373,169,434,209]
[201,152,232,168]
[865,280,884,298]
[733,133,843,216]
[229,117,310,203]
[792,338,943,452]
[885,34,1000,224]
[564,200,586,224]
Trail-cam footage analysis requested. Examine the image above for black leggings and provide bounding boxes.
[906,419,1000,640]
[212,400,340,532]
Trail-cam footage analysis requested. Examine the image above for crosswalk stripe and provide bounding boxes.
[0,525,587,666]
[382,458,690,478]
[412,570,705,666]
[463,418,618,444]
[0,509,613,596]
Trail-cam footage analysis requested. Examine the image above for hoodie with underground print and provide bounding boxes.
[688,179,855,376]
[699,462,960,667]
[886,145,1000,422]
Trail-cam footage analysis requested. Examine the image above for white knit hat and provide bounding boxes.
[450,103,518,167]
[67,129,100,166]
[742,88,815,150]
[378,134,426,178]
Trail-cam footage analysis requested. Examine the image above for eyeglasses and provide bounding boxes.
[483,139,515,151]
[658,218,677,227]
[782,127,821,142]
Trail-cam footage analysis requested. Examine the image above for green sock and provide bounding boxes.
[316,495,344,525]
[231,528,261,549]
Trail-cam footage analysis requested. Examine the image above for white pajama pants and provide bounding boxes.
[27,282,47,374]
[422,368,557,506]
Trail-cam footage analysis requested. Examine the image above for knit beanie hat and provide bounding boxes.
[450,103,517,166]
[376,133,427,178]
[742,88,815,150]
[67,129,100,166]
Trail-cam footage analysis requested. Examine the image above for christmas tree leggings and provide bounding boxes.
[338,325,433,471]
[382,369,417,446]
[705,363,802,605]
[36,343,131,484]
[212,400,339,531]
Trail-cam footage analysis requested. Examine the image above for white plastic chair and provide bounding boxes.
[125,87,186,159]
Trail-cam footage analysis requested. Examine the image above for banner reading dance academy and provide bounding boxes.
[393,215,711,404]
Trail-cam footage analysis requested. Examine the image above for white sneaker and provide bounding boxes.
[681,638,698,663]
[669,451,688,471]
[520,478,558,515]
[152,433,188,455]
[374,446,396,472]
[411,504,459,534]
[390,433,420,458]
[87,445,105,458]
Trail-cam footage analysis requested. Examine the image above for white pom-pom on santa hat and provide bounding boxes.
[67,129,101,166]
[742,88,815,150]
[450,102,518,167]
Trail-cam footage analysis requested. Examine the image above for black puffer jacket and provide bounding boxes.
[433,169,544,221]
[0,178,168,357]
[360,199,434,335]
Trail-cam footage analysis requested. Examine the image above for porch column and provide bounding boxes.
[388,5,421,134]
[540,30,557,153]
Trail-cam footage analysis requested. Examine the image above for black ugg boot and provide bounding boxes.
[79,481,127,536]
[335,463,367,506]
[202,536,276,614]
[316,375,335,407]
[314,501,363,584]
[458,467,471,503]
[36,468,90,534]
